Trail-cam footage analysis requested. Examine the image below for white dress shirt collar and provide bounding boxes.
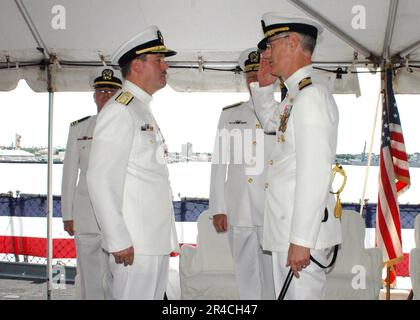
[284,64,313,95]
[123,80,153,105]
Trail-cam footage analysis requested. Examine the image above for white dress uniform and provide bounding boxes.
[209,99,276,300]
[250,64,342,299]
[86,80,179,300]
[61,115,111,299]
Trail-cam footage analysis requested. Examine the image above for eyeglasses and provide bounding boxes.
[95,88,119,95]
[266,35,290,49]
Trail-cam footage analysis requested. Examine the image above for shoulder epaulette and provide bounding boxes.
[115,91,134,106]
[71,116,91,126]
[298,77,312,91]
[222,102,243,111]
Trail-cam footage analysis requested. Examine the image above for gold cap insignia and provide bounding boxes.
[249,51,259,63]
[102,69,114,81]
[157,30,164,44]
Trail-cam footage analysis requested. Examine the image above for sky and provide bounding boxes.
[1,71,420,155]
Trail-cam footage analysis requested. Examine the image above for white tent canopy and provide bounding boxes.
[1,0,420,93]
[1,0,419,299]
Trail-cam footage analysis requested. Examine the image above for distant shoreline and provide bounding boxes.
[1,160,420,167]
[0,160,63,164]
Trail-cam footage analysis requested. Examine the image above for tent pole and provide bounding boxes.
[15,3,54,297]
[46,62,54,300]
[383,0,399,61]
[396,40,420,60]
[359,85,382,215]
[14,0,50,58]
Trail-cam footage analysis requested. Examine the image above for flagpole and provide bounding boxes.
[381,64,392,300]
[407,289,413,300]
[359,82,382,216]
[46,61,54,300]
[375,62,411,300]
[386,266,391,300]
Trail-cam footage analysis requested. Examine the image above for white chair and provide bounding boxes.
[325,210,383,299]
[179,210,239,299]
[409,214,420,300]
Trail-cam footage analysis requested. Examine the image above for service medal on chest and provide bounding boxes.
[278,104,293,141]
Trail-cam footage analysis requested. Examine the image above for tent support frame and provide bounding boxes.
[14,0,50,59]
[395,40,420,61]
[287,0,379,64]
[383,0,399,61]
[46,61,54,300]
[15,0,56,300]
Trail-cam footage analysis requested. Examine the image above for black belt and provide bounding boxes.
[278,244,339,300]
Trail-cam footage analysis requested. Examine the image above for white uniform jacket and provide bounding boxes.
[61,115,100,234]
[250,64,342,252]
[87,80,179,255]
[209,100,275,227]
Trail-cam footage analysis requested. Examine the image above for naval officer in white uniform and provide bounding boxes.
[86,26,179,300]
[61,68,122,299]
[209,48,276,300]
[250,13,342,299]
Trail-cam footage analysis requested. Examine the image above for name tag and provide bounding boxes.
[141,124,154,131]
[77,136,92,140]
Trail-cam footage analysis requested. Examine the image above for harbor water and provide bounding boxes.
[0,162,419,205]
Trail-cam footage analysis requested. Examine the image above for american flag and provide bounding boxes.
[376,68,410,266]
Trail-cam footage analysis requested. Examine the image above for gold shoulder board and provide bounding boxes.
[115,91,134,106]
[298,77,312,91]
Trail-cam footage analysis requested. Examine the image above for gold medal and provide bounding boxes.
[280,134,285,142]
[277,135,285,143]
[278,104,293,134]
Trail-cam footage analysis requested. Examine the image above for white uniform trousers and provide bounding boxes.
[272,248,330,300]
[109,254,169,300]
[75,234,111,299]
[228,226,275,300]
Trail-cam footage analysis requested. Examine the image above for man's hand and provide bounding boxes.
[212,214,228,233]
[112,246,134,267]
[286,243,311,278]
[63,220,74,236]
[257,55,277,87]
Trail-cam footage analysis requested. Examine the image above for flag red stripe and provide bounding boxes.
[391,148,409,162]
[394,167,410,180]
[390,131,405,144]
[377,151,402,261]
[377,199,397,260]
[380,153,402,235]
